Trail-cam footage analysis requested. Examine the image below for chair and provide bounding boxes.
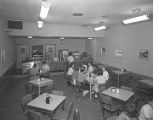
[120,86,133,92]
[21,94,33,115]
[41,82,54,94]
[53,99,74,120]
[98,93,123,117]
[52,90,64,96]
[73,109,80,120]
[26,110,50,120]
[25,83,38,95]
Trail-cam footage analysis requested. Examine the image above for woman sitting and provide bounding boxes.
[93,67,109,97]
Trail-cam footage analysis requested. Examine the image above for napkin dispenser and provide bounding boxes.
[46,96,52,104]
[111,87,119,94]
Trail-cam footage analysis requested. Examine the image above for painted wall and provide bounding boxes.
[9,22,104,38]
[93,21,153,78]
[15,37,86,59]
[0,17,16,78]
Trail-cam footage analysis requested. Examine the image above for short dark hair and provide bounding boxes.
[80,66,85,72]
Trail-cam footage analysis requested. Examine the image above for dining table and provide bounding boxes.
[28,78,54,95]
[102,86,135,102]
[27,93,66,120]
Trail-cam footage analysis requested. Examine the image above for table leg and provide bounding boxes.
[38,86,40,96]
[118,75,120,88]
[90,82,92,101]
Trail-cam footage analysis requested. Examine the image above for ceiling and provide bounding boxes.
[0,0,153,28]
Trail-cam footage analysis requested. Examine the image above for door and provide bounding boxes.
[16,44,29,69]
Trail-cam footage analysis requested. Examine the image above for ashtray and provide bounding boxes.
[111,87,119,94]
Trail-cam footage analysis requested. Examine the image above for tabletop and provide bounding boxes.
[27,93,66,111]
[28,78,54,87]
[102,87,134,102]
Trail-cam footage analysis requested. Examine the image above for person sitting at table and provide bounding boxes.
[28,63,39,80]
[67,63,74,86]
[76,65,87,91]
[40,61,50,78]
[139,96,153,120]
[93,66,109,97]
[86,62,94,81]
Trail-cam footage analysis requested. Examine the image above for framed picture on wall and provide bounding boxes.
[45,44,56,60]
[138,49,149,60]
[115,49,123,57]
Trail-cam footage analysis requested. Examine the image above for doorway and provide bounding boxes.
[16,44,29,69]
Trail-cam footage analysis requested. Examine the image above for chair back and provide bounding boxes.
[73,109,80,120]
[120,86,133,92]
[21,94,32,112]
[45,82,54,93]
[52,90,64,96]
[27,110,41,120]
[99,94,113,110]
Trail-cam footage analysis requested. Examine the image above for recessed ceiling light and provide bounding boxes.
[72,13,83,16]
[132,8,141,13]
[88,38,93,40]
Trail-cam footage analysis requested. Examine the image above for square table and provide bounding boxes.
[28,78,54,95]
[27,93,66,120]
[113,70,129,87]
[102,87,134,102]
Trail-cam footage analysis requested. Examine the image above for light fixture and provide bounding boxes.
[94,26,106,31]
[122,14,150,25]
[88,38,93,40]
[28,36,32,39]
[37,20,43,28]
[39,0,51,19]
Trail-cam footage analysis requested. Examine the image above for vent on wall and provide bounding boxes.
[7,20,23,29]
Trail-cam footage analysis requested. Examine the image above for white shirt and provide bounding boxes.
[67,56,74,63]
[139,104,153,120]
[88,66,94,73]
[67,67,73,76]
[95,70,109,84]
[103,70,109,81]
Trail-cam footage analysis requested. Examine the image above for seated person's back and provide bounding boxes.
[139,97,153,120]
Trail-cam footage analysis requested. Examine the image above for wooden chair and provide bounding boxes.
[21,94,33,115]
[53,99,74,120]
[41,82,54,94]
[26,110,50,120]
[120,86,133,92]
[52,90,64,96]
[98,93,123,117]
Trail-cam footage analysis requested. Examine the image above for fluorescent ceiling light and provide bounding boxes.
[122,14,149,25]
[39,0,51,19]
[37,20,43,28]
[94,26,106,31]
[88,38,93,40]
[28,36,32,39]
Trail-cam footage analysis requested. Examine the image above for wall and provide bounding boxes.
[15,37,86,59]
[9,23,104,38]
[93,21,153,78]
[0,17,16,78]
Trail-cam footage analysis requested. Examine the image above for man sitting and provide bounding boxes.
[40,61,50,78]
